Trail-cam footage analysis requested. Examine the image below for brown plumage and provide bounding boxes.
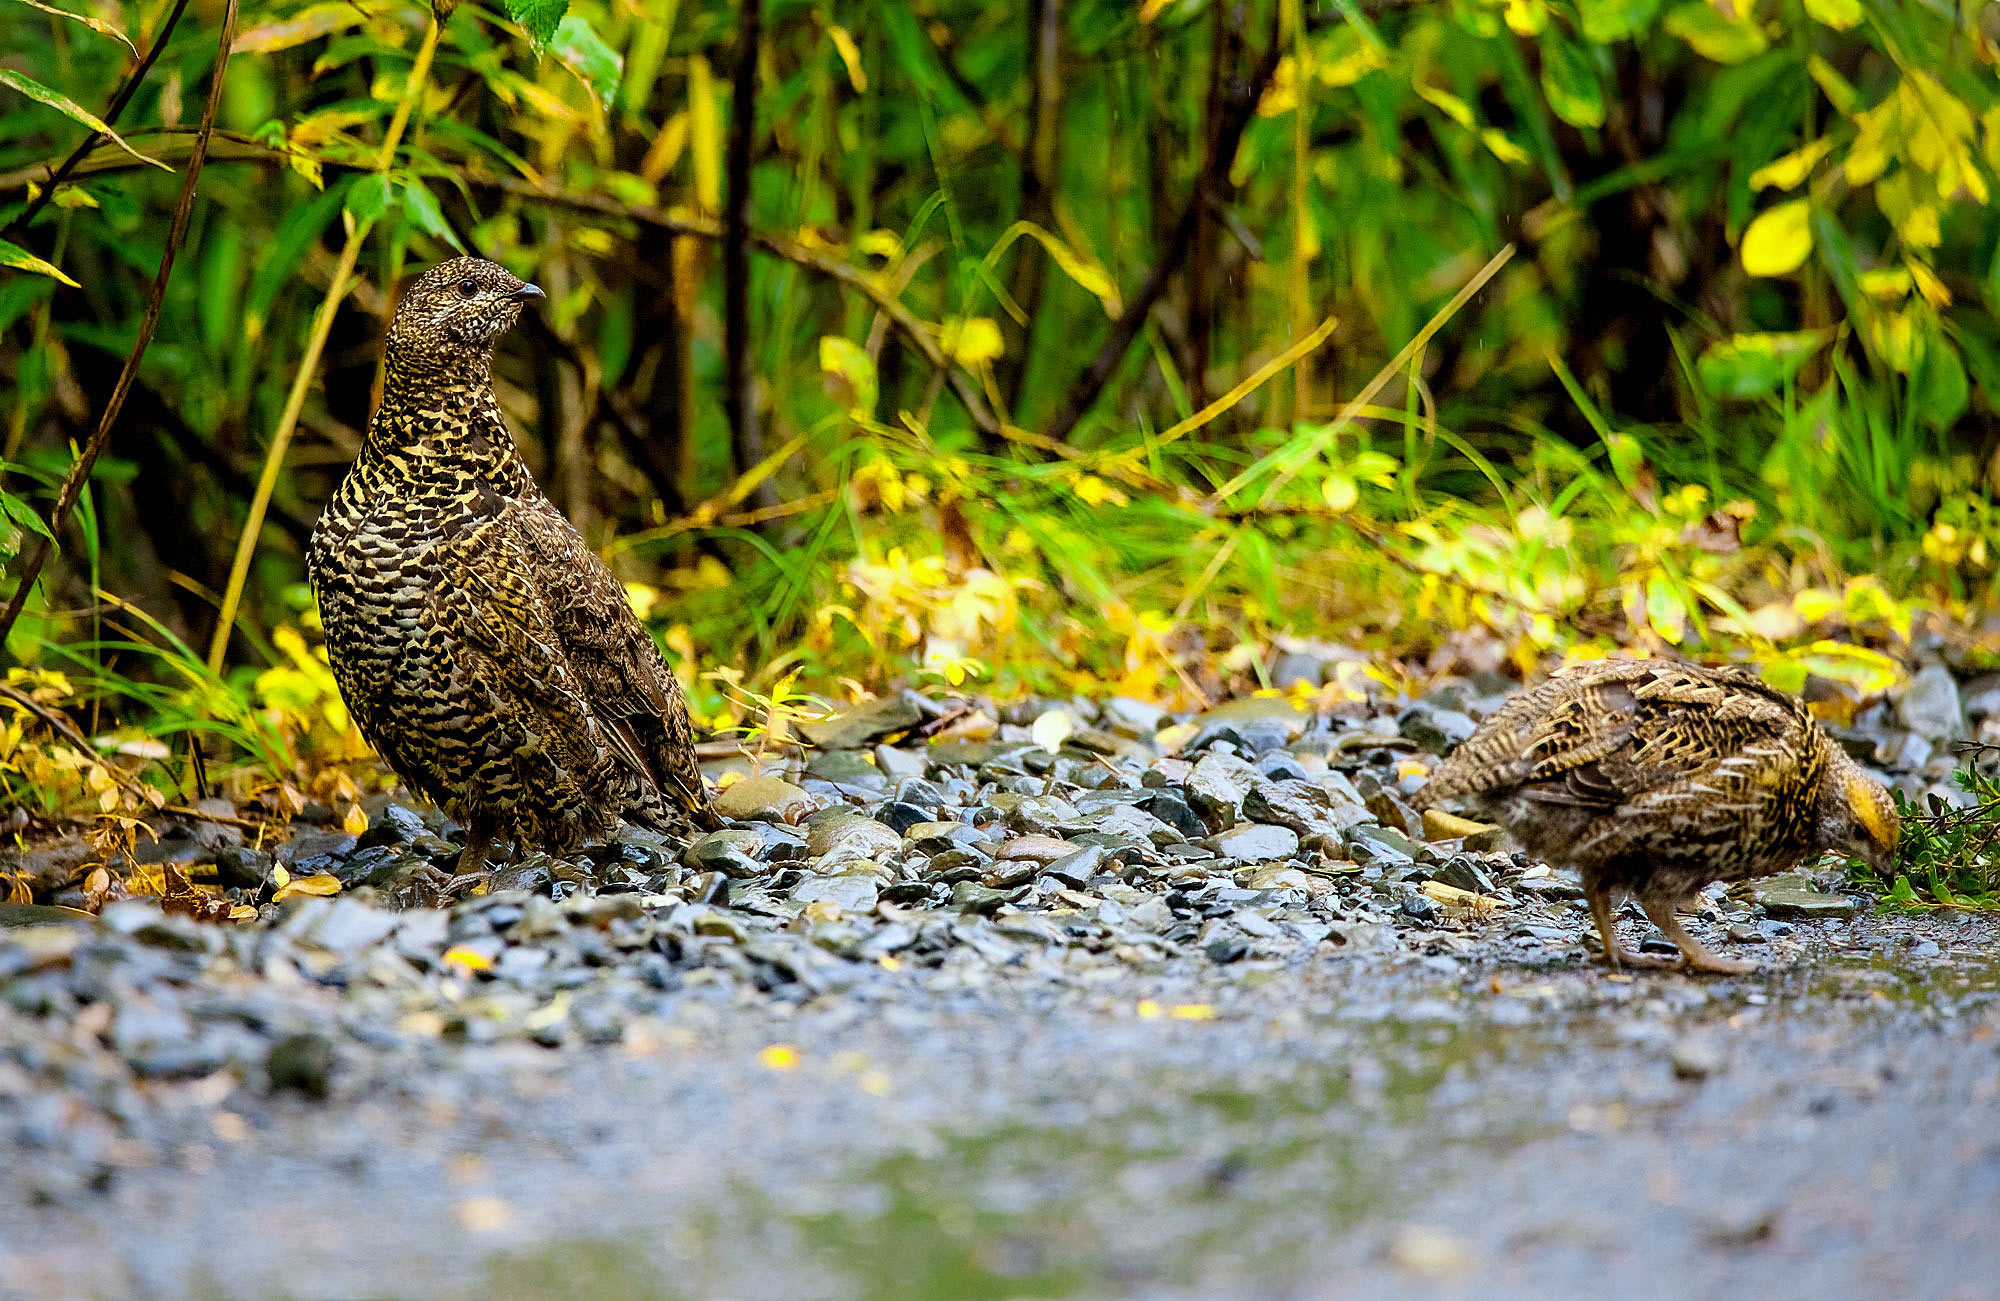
[307,256,718,882]
[1415,658,1899,974]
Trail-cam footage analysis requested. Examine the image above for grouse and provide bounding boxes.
[1415,658,1899,974]
[307,256,718,883]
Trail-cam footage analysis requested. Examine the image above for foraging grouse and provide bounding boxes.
[1415,658,1899,974]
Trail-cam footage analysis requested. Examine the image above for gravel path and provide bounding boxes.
[3,675,1996,1299]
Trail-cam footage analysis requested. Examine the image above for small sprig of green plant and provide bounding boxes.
[1861,745,2000,911]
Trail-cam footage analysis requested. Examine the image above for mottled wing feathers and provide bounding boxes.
[1421,660,1810,811]
[428,514,612,836]
[510,497,719,830]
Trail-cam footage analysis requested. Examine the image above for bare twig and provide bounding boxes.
[723,0,777,514]
[1042,17,1282,446]
[0,0,196,242]
[0,0,240,648]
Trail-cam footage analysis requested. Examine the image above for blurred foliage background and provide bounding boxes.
[5,0,2000,811]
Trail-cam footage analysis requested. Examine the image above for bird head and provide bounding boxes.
[1817,752,1902,877]
[386,256,544,365]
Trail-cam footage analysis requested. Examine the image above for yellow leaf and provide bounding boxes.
[0,237,81,288]
[1479,128,1531,165]
[758,1044,801,1071]
[271,872,342,902]
[1170,1004,1216,1020]
[1318,30,1388,88]
[1803,0,1862,28]
[1748,138,1834,191]
[1415,82,1475,128]
[1031,709,1073,754]
[1323,472,1359,513]
[1504,0,1548,35]
[1073,474,1128,507]
[1136,999,1163,1019]
[1740,200,1813,277]
[827,25,868,93]
[441,945,492,973]
[688,55,721,212]
[236,2,365,54]
[1858,267,1912,299]
[270,863,292,891]
[342,803,369,836]
[941,316,1003,366]
[1908,260,1952,308]
[989,222,1124,317]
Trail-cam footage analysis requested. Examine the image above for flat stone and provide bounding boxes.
[683,830,767,877]
[801,690,925,750]
[1005,794,1079,836]
[1205,823,1300,862]
[1897,664,1963,741]
[1102,697,1168,738]
[300,897,400,953]
[1185,752,1262,825]
[906,822,988,854]
[1195,695,1311,736]
[1138,790,1204,838]
[996,835,1076,864]
[805,813,903,860]
[790,874,881,914]
[874,745,929,782]
[804,749,887,791]
[1751,876,1856,919]
[714,776,818,823]
[1087,804,1183,846]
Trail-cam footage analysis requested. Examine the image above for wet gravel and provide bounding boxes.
[2,673,1997,1298]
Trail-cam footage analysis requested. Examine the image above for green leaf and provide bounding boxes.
[1539,35,1604,129]
[1914,334,1970,432]
[344,172,392,226]
[400,177,462,250]
[1803,0,1862,29]
[503,0,567,47]
[1576,0,1663,42]
[1,486,56,541]
[0,238,80,287]
[1662,3,1769,62]
[819,336,878,420]
[551,15,622,106]
[0,69,171,171]
[1695,330,1831,399]
[7,0,135,53]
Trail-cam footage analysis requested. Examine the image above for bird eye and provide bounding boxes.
[456,278,479,299]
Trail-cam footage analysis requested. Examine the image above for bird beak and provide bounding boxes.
[509,282,546,302]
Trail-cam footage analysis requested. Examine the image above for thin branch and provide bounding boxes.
[204,17,442,673]
[1042,17,1282,446]
[723,0,777,513]
[480,177,1004,442]
[1,0,240,648]
[0,0,196,242]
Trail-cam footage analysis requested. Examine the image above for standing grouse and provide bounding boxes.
[308,256,718,882]
[1415,658,1899,974]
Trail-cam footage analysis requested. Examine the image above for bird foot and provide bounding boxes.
[445,871,493,898]
[1676,948,1763,976]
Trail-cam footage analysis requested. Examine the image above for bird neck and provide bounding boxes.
[366,351,527,488]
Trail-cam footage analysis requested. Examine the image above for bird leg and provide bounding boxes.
[1585,880,1677,970]
[448,815,502,896]
[1636,896,1761,976]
